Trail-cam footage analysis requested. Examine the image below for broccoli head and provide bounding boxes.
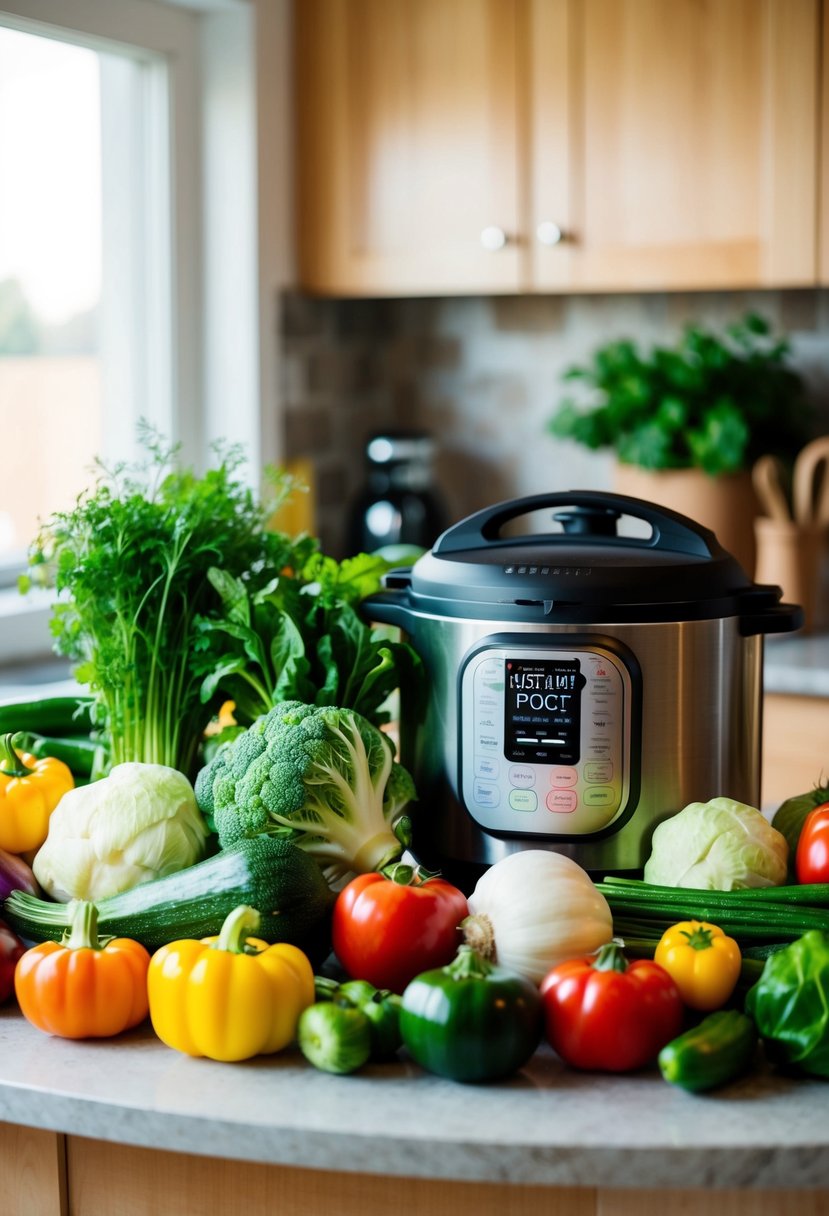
[193,701,416,883]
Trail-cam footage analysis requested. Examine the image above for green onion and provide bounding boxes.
[597,876,829,953]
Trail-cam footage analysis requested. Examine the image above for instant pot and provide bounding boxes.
[364,491,803,888]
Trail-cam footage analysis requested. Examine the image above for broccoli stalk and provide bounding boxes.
[194,702,416,886]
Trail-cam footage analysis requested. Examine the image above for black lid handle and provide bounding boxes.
[432,490,718,559]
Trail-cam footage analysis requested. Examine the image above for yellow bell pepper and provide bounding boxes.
[654,919,741,1011]
[0,733,74,854]
[147,904,315,1061]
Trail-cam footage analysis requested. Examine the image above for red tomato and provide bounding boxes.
[0,918,25,1004]
[540,942,683,1072]
[796,803,829,885]
[332,870,469,994]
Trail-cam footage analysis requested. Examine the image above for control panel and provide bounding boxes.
[459,643,633,837]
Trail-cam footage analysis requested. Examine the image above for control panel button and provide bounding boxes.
[582,785,617,808]
[509,789,538,812]
[508,765,536,788]
[476,732,500,753]
[584,760,613,784]
[475,756,499,780]
[549,765,578,787]
[474,780,500,808]
[546,789,577,814]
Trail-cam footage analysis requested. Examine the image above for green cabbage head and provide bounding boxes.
[33,762,210,902]
[644,796,788,890]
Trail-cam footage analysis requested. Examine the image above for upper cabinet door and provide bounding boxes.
[295,0,521,295]
[528,0,820,292]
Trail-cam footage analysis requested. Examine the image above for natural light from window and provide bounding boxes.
[0,26,103,563]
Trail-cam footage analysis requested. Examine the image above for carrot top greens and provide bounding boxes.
[22,427,304,777]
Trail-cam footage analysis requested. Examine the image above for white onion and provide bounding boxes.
[463,849,614,985]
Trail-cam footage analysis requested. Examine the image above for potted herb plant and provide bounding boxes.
[547,313,809,571]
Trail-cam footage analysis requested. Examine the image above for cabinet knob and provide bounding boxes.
[536,221,565,247]
[480,225,508,252]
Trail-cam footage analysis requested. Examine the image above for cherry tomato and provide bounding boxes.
[332,866,468,994]
[540,941,684,1072]
[795,802,829,885]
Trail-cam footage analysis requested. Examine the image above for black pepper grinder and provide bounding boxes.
[347,431,448,555]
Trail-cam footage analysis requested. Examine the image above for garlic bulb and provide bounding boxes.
[463,850,613,985]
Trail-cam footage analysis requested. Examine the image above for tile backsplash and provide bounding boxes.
[279,289,829,557]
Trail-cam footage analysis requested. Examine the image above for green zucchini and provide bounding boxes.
[3,836,335,952]
[26,734,99,777]
[658,1010,757,1093]
[0,695,94,738]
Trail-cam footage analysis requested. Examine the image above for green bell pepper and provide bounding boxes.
[399,945,542,1083]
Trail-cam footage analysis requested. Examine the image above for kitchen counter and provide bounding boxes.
[1,1003,828,1200]
[764,632,829,698]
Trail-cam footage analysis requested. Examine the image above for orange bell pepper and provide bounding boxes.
[0,732,74,853]
[148,904,315,1062]
[14,900,150,1039]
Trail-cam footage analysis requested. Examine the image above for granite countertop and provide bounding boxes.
[0,1006,826,1190]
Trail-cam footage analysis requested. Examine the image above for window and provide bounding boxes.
[0,0,269,668]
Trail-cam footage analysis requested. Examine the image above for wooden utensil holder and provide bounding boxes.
[754,516,828,633]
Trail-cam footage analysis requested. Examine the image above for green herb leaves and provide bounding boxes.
[26,431,300,776]
[548,313,808,475]
[192,550,421,728]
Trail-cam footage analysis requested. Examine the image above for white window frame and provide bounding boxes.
[0,0,290,667]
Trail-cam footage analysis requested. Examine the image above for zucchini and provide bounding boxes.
[3,836,335,952]
[26,734,99,777]
[0,695,94,738]
[658,1010,757,1093]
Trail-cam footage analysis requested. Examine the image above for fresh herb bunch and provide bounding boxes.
[22,428,302,777]
[192,550,422,729]
[548,313,808,475]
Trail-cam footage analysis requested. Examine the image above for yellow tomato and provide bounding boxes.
[654,919,741,1011]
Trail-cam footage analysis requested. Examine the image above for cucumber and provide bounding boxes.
[0,695,94,738]
[658,1010,757,1093]
[3,836,335,952]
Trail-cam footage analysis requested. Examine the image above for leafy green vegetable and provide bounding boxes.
[22,427,302,777]
[643,797,789,890]
[548,313,809,474]
[194,701,416,885]
[192,550,422,729]
[746,930,829,1078]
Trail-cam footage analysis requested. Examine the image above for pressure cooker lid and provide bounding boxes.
[383,491,803,631]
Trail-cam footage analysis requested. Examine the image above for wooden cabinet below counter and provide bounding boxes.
[294,0,821,297]
[762,692,829,809]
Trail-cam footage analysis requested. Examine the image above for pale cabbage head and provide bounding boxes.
[33,762,209,902]
[643,796,788,890]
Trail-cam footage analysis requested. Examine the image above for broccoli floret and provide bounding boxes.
[193,701,416,883]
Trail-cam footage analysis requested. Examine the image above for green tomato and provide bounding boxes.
[337,979,402,1059]
[298,1000,372,1075]
[400,946,542,1083]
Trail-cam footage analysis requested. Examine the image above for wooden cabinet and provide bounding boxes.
[294,0,820,297]
[295,0,523,295]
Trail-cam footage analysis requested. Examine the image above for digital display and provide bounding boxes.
[504,657,584,764]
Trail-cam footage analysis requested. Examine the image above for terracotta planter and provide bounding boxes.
[613,464,757,574]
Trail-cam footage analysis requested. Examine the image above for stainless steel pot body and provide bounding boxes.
[394,609,763,878]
